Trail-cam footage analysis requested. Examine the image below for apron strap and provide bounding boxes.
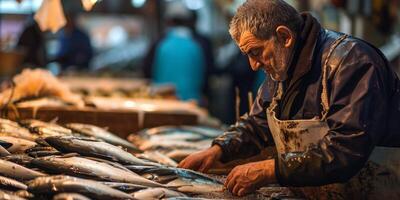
[321,34,348,120]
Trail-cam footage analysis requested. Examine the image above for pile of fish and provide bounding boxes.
[0,118,224,200]
[128,126,223,167]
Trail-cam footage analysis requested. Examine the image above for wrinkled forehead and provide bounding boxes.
[238,31,268,52]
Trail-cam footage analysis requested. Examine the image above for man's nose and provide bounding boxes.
[249,57,261,71]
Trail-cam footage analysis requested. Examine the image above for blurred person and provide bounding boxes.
[16,18,47,67]
[53,13,93,70]
[179,0,400,198]
[143,3,206,101]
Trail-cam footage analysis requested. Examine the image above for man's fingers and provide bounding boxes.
[232,184,241,196]
[226,175,237,192]
[177,159,186,168]
[224,168,236,187]
[238,187,249,197]
[198,158,212,173]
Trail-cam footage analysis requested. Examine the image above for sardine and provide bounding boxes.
[0,124,36,141]
[52,193,91,200]
[137,151,178,167]
[125,166,222,185]
[65,123,141,152]
[27,175,133,200]
[0,159,45,180]
[32,156,165,187]
[0,136,36,154]
[0,190,27,200]
[20,119,72,136]
[139,140,213,151]
[100,182,148,192]
[165,149,199,162]
[0,145,10,157]
[166,178,224,194]
[45,136,158,166]
[0,118,19,127]
[132,187,186,200]
[2,154,33,167]
[0,175,27,190]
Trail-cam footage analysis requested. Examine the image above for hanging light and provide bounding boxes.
[131,0,147,8]
[183,0,204,10]
[81,0,98,11]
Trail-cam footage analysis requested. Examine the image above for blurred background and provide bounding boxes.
[0,0,399,125]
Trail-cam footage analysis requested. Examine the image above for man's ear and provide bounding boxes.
[275,26,295,48]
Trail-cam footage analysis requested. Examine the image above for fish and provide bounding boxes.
[165,149,199,162]
[45,136,159,166]
[27,175,134,200]
[0,145,10,157]
[166,178,224,194]
[0,159,45,180]
[0,136,36,154]
[137,151,178,167]
[138,126,222,138]
[32,156,165,187]
[100,182,148,192]
[20,119,72,136]
[0,190,27,200]
[65,123,141,152]
[0,118,20,127]
[132,187,186,200]
[52,193,92,200]
[2,154,34,167]
[0,175,28,190]
[138,139,213,151]
[125,166,222,185]
[0,123,36,141]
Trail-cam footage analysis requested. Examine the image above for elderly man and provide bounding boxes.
[179,0,400,198]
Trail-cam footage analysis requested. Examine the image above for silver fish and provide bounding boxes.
[27,175,133,200]
[0,190,27,200]
[165,149,199,162]
[65,123,141,152]
[137,151,178,167]
[0,159,45,180]
[0,175,27,190]
[53,193,91,200]
[0,118,19,127]
[132,187,186,200]
[0,145,10,157]
[45,136,159,166]
[0,124,36,141]
[32,156,165,187]
[125,166,222,185]
[0,136,36,154]
[166,178,224,194]
[20,119,72,136]
[2,154,33,167]
[100,182,147,192]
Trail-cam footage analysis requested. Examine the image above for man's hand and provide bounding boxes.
[225,159,276,196]
[178,145,222,173]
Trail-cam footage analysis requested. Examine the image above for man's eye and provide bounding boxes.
[249,49,260,57]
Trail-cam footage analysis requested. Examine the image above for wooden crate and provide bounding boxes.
[6,106,198,139]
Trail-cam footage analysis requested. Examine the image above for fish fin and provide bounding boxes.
[58,153,80,158]
[0,139,13,149]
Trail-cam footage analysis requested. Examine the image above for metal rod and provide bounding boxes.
[235,87,240,121]
[248,91,253,111]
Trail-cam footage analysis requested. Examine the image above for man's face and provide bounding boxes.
[238,31,292,81]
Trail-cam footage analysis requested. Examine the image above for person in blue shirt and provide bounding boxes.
[54,13,93,70]
[145,7,206,102]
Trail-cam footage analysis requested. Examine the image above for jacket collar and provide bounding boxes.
[286,13,321,87]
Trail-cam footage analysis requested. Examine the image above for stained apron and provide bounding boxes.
[266,35,400,200]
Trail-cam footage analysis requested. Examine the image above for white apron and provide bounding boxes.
[266,35,400,199]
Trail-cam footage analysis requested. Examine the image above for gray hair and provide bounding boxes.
[229,0,303,43]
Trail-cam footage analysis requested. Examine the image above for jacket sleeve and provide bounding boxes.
[276,42,391,186]
[212,78,276,163]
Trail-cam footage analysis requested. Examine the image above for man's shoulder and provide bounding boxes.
[321,29,388,68]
